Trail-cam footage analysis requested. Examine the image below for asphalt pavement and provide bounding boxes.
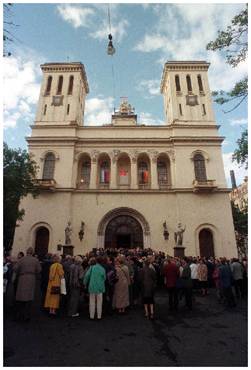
[4,286,247,367]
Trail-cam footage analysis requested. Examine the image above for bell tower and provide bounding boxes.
[35,62,89,126]
[160,61,215,125]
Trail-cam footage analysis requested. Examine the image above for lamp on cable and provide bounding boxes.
[107,34,116,55]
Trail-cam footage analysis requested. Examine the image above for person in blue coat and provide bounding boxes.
[84,256,106,320]
[219,258,236,308]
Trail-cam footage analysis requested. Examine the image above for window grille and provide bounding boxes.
[157,161,169,187]
[43,153,55,180]
[138,161,149,185]
[100,161,110,184]
[194,154,207,181]
[80,161,91,184]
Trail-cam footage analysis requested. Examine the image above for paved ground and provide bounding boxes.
[4,286,247,367]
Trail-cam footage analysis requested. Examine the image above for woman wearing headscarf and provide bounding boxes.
[112,255,130,314]
[44,254,64,315]
[67,255,84,317]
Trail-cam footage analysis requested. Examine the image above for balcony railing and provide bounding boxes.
[34,179,56,191]
[193,179,218,193]
[77,181,90,189]
[138,182,150,190]
[98,183,110,189]
[158,180,171,190]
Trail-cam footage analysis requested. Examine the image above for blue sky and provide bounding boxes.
[3,2,248,185]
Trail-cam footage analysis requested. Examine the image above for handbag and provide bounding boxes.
[51,286,60,294]
[60,278,67,295]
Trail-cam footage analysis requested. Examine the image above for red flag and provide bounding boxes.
[119,169,127,176]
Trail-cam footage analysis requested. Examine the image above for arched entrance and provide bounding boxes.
[98,207,150,249]
[35,227,49,258]
[199,228,215,257]
[105,215,143,249]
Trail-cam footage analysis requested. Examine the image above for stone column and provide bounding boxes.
[150,157,159,189]
[110,159,117,189]
[131,158,138,189]
[90,159,98,189]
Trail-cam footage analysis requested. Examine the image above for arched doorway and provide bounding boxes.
[35,227,49,258]
[105,215,143,249]
[199,228,214,257]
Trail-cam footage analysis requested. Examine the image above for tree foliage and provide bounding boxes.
[232,129,248,169]
[231,201,248,236]
[4,142,39,251]
[207,6,248,67]
[206,4,248,168]
[207,4,248,112]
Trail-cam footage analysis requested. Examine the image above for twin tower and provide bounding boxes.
[35,61,216,127]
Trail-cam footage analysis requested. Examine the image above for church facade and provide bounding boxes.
[12,61,237,258]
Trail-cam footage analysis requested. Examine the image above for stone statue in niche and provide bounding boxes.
[79,221,85,241]
[174,223,186,246]
[65,221,72,245]
[163,221,169,240]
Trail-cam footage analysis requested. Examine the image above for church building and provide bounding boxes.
[12,60,237,258]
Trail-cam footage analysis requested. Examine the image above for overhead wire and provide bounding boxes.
[107,4,116,110]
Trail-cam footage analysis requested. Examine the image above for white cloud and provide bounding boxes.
[57,4,94,28]
[57,4,129,42]
[137,79,160,96]
[85,97,114,126]
[90,19,129,43]
[229,118,248,127]
[139,112,164,126]
[3,53,41,129]
[223,152,248,187]
[134,4,247,92]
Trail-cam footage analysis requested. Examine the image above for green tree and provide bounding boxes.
[232,129,248,169]
[4,142,39,251]
[206,5,248,168]
[231,201,248,257]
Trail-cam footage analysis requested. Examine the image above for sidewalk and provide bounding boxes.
[4,287,247,367]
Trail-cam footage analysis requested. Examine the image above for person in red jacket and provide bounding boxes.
[164,258,180,312]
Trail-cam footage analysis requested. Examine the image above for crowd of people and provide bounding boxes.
[3,247,248,322]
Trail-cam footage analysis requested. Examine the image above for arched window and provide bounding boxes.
[67,104,70,115]
[197,75,204,92]
[186,75,192,92]
[138,161,149,185]
[43,153,55,180]
[80,160,91,186]
[45,76,52,95]
[57,75,63,95]
[43,104,47,115]
[175,75,181,92]
[68,75,74,95]
[100,161,110,184]
[117,155,130,187]
[157,161,168,187]
[194,154,207,181]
